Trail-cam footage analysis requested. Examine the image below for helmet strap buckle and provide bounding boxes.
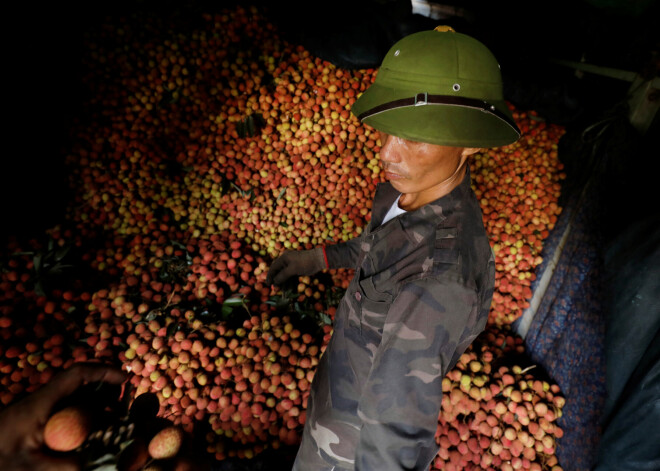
[414,92,428,106]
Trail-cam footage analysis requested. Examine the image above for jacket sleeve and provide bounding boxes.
[324,237,363,269]
[354,275,487,471]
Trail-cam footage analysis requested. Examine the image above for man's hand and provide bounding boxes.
[266,248,326,286]
[0,363,128,471]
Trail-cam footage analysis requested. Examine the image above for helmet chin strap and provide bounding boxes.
[437,152,470,191]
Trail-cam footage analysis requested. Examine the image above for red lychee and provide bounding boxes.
[43,406,91,452]
[148,425,184,459]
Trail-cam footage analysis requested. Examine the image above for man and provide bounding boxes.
[267,26,521,470]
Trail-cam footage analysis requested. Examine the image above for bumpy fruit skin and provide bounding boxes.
[148,426,184,459]
[43,406,91,452]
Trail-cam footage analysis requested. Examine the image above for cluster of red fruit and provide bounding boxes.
[0,4,566,469]
[473,121,565,324]
[434,326,564,471]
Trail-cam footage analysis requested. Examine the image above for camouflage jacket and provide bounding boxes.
[293,171,495,471]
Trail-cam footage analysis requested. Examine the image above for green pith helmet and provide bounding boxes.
[352,26,521,148]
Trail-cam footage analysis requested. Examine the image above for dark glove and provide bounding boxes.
[266,248,326,286]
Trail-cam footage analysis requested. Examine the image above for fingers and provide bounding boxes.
[267,250,323,286]
[1,450,80,471]
[271,262,297,286]
[28,453,80,471]
[172,456,212,471]
[31,363,127,419]
[266,252,290,286]
[49,362,127,402]
[58,362,128,390]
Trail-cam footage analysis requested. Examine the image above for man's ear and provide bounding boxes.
[461,147,482,157]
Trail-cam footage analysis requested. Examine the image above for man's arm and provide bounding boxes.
[266,237,363,285]
[354,276,486,470]
[325,237,362,269]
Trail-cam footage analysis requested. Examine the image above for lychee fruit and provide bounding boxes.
[43,406,91,452]
[148,425,184,459]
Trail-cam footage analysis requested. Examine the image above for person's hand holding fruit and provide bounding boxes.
[0,363,127,471]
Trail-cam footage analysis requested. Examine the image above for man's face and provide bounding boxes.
[378,131,478,209]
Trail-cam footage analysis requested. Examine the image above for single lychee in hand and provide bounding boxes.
[44,406,92,452]
[148,425,184,459]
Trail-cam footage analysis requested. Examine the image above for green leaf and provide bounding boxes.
[47,264,74,276]
[118,438,135,451]
[166,322,180,338]
[221,304,233,318]
[246,115,256,136]
[319,313,332,325]
[56,262,74,270]
[171,240,187,251]
[237,120,246,138]
[275,187,287,203]
[224,296,246,307]
[87,464,118,471]
[54,245,71,262]
[33,254,42,273]
[11,251,34,256]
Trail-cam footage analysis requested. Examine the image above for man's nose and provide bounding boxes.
[379,135,401,164]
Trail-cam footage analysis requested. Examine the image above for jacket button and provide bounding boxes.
[354,291,362,302]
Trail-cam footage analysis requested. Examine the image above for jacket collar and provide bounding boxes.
[370,168,473,234]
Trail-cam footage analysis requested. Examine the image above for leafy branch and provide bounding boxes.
[19,237,75,297]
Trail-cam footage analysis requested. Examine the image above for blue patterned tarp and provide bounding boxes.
[517,170,608,471]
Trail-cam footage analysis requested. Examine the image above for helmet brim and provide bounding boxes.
[352,82,521,148]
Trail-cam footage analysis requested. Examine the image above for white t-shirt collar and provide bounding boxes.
[382,195,407,225]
